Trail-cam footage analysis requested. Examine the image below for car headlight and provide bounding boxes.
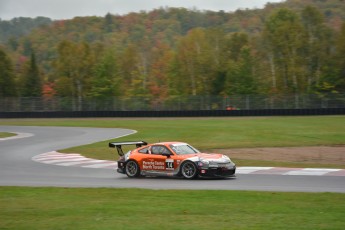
[201,159,209,164]
[198,159,209,167]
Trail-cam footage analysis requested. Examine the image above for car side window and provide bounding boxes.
[151,145,171,155]
[138,147,149,154]
[151,146,160,155]
[160,146,171,155]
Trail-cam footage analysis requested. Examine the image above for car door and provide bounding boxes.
[141,145,167,172]
[151,145,179,172]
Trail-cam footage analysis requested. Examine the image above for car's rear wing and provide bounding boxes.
[109,141,148,156]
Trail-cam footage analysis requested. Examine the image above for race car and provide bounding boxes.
[109,141,236,179]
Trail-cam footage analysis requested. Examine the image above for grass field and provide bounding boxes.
[1,116,344,168]
[1,187,344,230]
[1,116,344,148]
[1,116,345,229]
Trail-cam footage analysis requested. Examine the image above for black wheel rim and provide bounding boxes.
[182,162,196,179]
[126,161,138,176]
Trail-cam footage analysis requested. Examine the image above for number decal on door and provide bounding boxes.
[165,159,174,170]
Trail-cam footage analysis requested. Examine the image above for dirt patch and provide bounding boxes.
[211,146,345,165]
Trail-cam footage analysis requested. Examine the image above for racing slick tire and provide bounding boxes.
[180,161,198,179]
[125,160,140,178]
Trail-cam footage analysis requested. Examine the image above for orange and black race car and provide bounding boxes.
[109,141,236,179]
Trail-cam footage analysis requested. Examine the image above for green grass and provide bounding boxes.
[1,116,344,148]
[0,187,344,230]
[1,116,344,168]
[0,132,16,138]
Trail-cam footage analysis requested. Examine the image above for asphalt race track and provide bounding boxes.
[1,126,344,193]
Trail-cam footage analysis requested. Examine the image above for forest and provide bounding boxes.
[0,0,344,110]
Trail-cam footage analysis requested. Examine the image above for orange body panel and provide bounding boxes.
[129,142,224,172]
[113,141,236,178]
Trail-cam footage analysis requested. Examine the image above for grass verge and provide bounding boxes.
[0,187,344,230]
[1,116,344,149]
[0,132,16,138]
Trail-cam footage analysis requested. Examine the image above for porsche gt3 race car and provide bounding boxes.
[109,141,236,179]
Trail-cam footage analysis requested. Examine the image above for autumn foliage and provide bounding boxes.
[0,0,344,103]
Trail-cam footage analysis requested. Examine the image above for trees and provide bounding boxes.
[0,48,17,97]
[334,23,345,92]
[148,41,173,100]
[1,2,344,104]
[21,51,42,97]
[301,6,332,92]
[224,32,258,95]
[225,44,258,95]
[171,28,220,96]
[318,22,345,94]
[263,8,305,94]
[262,6,342,96]
[88,48,122,98]
[119,43,150,97]
[54,41,94,110]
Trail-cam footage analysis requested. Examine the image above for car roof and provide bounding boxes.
[151,141,186,146]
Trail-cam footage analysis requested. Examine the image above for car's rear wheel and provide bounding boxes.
[181,161,198,179]
[125,160,140,178]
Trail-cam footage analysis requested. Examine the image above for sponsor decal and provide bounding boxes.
[143,161,165,170]
[142,160,175,170]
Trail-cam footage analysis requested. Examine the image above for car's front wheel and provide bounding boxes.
[181,161,198,179]
[125,160,140,178]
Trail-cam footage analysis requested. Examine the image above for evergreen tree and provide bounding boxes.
[0,48,17,97]
[22,51,42,97]
[211,71,226,95]
[103,13,114,33]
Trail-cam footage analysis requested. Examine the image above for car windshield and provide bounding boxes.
[170,143,200,155]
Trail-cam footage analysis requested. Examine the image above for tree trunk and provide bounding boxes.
[76,79,83,111]
[268,53,277,90]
